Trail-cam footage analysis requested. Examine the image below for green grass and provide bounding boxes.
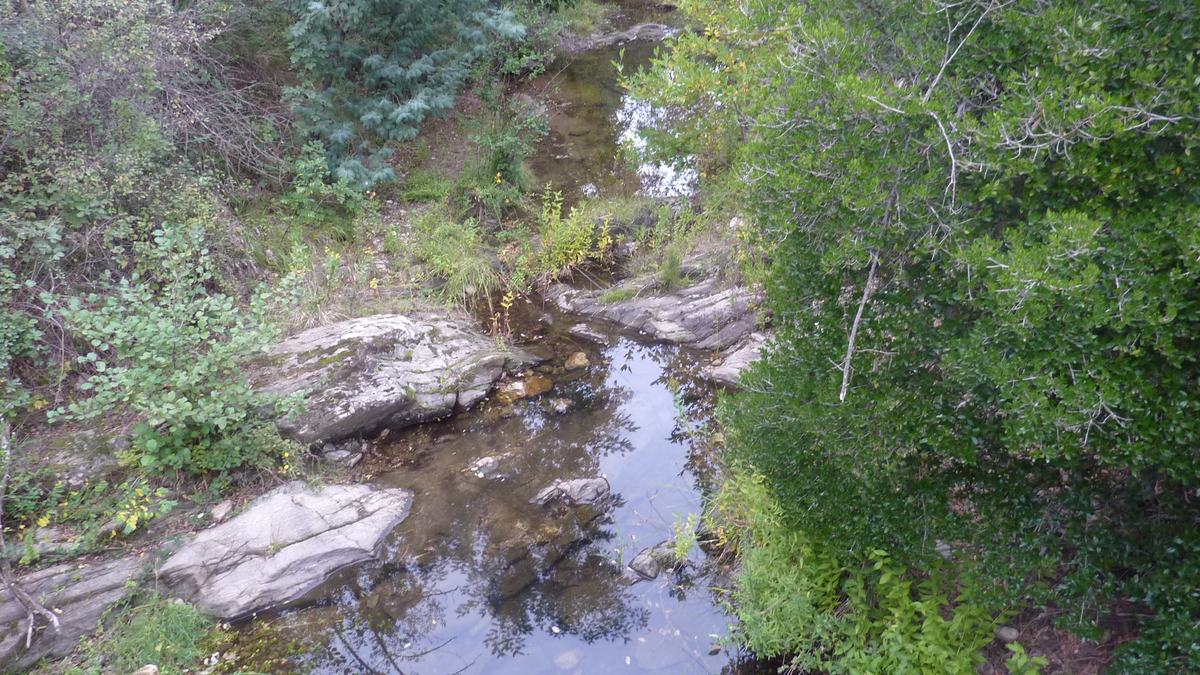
[600,287,637,303]
[398,168,453,203]
[412,206,501,306]
[61,595,214,675]
[658,242,685,290]
[552,0,614,37]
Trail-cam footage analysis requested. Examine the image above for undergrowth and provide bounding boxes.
[55,594,215,675]
[709,470,1013,673]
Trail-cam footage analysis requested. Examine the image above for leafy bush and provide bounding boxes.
[476,93,549,189]
[3,472,178,563]
[50,224,297,473]
[455,91,550,219]
[515,188,613,285]
[711,470,996,673]
[280,141,367,240]
[634,0,1200,668]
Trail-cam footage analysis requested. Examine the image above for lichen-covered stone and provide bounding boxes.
[260,312,536,445]
[704,332,768,387]
[547,276,761,350]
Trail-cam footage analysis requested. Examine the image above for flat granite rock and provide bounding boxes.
[159,481,412,619]
[0,556,143,671]
[260,312,537,445]
[547,276,762,351]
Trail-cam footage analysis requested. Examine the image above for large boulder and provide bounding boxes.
[0,556,142,671]
[547,276,762,350]
[260,312,536,445]
[159,481,412,619]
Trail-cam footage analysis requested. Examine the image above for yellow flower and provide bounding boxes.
[494,172,503,184]
[37,515,51,527]
[369,277,379,290]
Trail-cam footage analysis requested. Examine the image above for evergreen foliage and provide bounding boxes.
[286,0,526,185]
[631,0,1200,669]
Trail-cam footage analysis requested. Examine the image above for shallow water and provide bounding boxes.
[525,8,696,204]
[222,4,741,671]
[225,316,755,673]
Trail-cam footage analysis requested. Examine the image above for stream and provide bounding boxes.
[222,5,750,673]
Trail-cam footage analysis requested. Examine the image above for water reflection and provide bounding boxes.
[524,23,697,204]
[223,330,747,673]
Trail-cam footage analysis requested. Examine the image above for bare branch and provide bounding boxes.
[922,1,1011,104]
[840,252,880,402]
[929,111,958,207]
[0,422,62,648]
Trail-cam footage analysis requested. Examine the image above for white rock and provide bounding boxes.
[160,481,412,619]
[261,312,537,445]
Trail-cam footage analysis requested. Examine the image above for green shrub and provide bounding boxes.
[50,223,298,474]
[466,91,549,202]
[65,595,213,675]
[636,0,1200,667]
[518,188,613,283]
[711,470,996,673]
[281,141,367,240]
[286,0,525,185]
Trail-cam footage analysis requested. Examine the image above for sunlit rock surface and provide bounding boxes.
[260,312,537,445]
[160,481,412,619]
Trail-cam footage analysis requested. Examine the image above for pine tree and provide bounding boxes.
[286,0,524,185]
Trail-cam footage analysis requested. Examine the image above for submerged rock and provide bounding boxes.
[548,275,762,350]
[260,312,536,445]
[532,477,611,506]
[495,373,554,404]
[564,351,590,370]
[465,453,514,480]
[542,397,575,415]
[159,481,412,619]
[0,556,142,670]
[569,323,610,345]
[627,541,680,580]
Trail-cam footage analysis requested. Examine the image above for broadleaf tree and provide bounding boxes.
[629,0,1200,669]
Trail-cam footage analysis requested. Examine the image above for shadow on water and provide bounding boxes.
[225,312,761,673]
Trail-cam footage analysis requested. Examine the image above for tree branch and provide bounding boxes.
[922,0,1008,104]
[929,111,958,207]
[0,422,62,648]
[840,252,879,402]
